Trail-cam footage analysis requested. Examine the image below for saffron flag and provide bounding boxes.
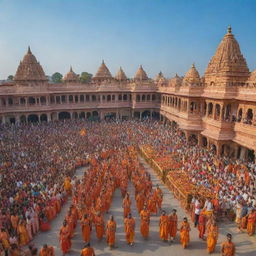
[80,128,86,136]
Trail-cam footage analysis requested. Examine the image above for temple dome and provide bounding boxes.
[205,26,249,78]
[184,64,200,83]
[93,60,112,80]
[155,71,164,82]
[63,67,79,82]
[169,73,182,87]
[115,67,127,81]
[134,65,148,80]
[249,70,256,81]
[14,47,47,82]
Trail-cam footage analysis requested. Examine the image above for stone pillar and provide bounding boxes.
[216,142,222,156]
[198,133,202,146]
[47,113,51,122]
[184,130,190,143]
[100,111,104,120]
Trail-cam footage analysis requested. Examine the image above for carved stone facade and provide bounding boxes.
[0,27,255,160]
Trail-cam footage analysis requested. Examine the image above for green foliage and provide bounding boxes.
[52,72,63,83]
[7,75,14,81]
[80,72,93,83]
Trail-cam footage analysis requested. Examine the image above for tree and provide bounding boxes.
[7,75,14,81]
[52,72,63,83]
[80,72,93,83]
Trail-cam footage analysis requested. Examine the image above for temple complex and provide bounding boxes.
[0,26,256,161]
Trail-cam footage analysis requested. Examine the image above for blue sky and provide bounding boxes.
[0,0,255,79]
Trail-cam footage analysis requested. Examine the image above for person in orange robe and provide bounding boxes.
[247,209,256,236]
[124,213,135,246]
[17,219,30,246]
[207,221,218,254]
[154,185,163,211]
[0,228,10,252]
[180,217,190,249]
[10,213,19,231]
[39,244,55,256]
[140,206,150,239]
[159,210,169,241]
[64,177,72,196]
[59,220,71,256]
[81,214,91,243]
[122,193,131,218]
[148,195,157,215]
[169,209,178,242]
[136,192,145,214]
[94,212,104,240]
[221,233,235,256]
[106,215,116,249]
[80,243,95,256]
[198,212,206,239]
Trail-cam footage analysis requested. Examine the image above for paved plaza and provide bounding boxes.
[33,156,256,256]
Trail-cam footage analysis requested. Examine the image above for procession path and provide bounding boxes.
[33,158,256,256]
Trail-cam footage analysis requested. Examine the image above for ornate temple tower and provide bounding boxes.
[204,26,250,97]
[115,67,127,81]
[14,47,47,85]
[134,65,148,81]
[93,60,113,82]
[63,67,79,83]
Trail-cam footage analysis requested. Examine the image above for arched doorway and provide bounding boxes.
[79,112,85,119]
[104,112,116,121]
[9,117,16,124]
[58,112,71,120]
[189,134,198,145]
[20,115,27,123]
[73,112,78,119]
[28,114,39,123]
[202,136,207,147]
[40,114,48,122]
[86,112,91,119]
[248,149,255,162]
[211,144,217,154]
[142,110,150,119]
[134,112,140,119]
[152,111,160,120]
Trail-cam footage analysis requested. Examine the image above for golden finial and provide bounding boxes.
[192,63,195,68]
[28,46,31,54]
[227,25,232,34]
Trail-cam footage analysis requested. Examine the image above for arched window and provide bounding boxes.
[237,108,242,122]
[123,94,127,101]
[20,97,26,105]
[208,102,213,116]
[246,109,253,124]
[118,94,122,101]
[92,95,96,101]
[215,104,221,120]
[142,95,146,101]
[69,95,73,103]
[107,95,111,101]
[136,95,140,102]
[146,95,150,101]
[28,97,36,105]
[152,94,156,101]
[40,96,46,105]
[80,95,84,102]
[61,95,66,103]
[112,95,115,101]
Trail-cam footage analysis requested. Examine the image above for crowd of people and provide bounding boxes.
[0,118,253,255]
